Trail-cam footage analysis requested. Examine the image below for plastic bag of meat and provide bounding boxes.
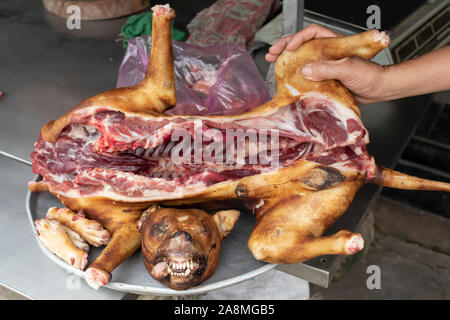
[116,36,271,116]
[186,0,281,51]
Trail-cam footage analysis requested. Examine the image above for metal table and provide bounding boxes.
[0,157,125,299]
[0,0,430,298]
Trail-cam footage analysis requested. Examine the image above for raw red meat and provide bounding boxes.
[31,96,375,201]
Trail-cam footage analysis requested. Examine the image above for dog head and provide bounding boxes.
[140,206,239,290]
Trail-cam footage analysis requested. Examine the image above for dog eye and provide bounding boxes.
[151,222,168,237]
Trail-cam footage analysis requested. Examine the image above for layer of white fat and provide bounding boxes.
[59,170,209,202]
[64,123,100,145]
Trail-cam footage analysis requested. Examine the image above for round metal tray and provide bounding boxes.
[26,175,276,296]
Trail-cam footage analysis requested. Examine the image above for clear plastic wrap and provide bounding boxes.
[116,36,271,116]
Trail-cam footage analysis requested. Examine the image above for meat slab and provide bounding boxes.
[32,96,374,202]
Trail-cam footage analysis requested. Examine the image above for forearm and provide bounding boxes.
[379,45,450,101]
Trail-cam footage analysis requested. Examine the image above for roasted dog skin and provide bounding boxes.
[46,207,110,247]
[140,206,239,290]
[34,218,88,270]
[29,3,450,290]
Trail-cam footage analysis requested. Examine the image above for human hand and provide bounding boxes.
[265,24,341,62]
[266,24,389,105]
[301,56,388,105]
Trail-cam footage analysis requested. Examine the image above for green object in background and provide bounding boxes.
[121,12,186,48]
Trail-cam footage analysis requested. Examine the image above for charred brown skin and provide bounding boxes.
[29,5,450,288]
[40,7,177,143]
[140,207,239,290]
[56,195,146,278]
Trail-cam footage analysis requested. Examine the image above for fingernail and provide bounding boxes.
[301,64,312,77]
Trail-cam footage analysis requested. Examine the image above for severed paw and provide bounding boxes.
[35,218,88,270]
[152,4,174,18]
[85,267,111,290]
[345,234,364,254]
[372,30,390,46]
[61,225,90,252]
[46,207,111,247]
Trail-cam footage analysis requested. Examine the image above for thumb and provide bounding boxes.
[301,57,353,82]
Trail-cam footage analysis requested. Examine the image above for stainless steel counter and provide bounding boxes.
[0,157,125,299]
[0,0,131,300]
[0,0,431,297]
[0,1,126,161]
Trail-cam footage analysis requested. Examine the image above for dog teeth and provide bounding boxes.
[166,260,194,277]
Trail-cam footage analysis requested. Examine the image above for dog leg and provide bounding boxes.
[248,178,363,264]
[85,222,141,289]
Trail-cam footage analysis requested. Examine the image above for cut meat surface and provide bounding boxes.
[31,93,375,201]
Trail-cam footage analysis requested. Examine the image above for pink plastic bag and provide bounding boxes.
[116,36,271,116]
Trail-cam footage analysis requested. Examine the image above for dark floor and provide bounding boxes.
[382,91,450,219]
[310,197,450,300]
[310,77,450,300]
[310,231,450,299]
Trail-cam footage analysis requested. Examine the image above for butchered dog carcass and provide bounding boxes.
[29,4,450,289]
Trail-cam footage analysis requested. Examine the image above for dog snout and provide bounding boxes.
[172,231,193,243]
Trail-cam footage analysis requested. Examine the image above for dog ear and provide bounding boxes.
[212,210,240,238]
[138,204,160,231]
